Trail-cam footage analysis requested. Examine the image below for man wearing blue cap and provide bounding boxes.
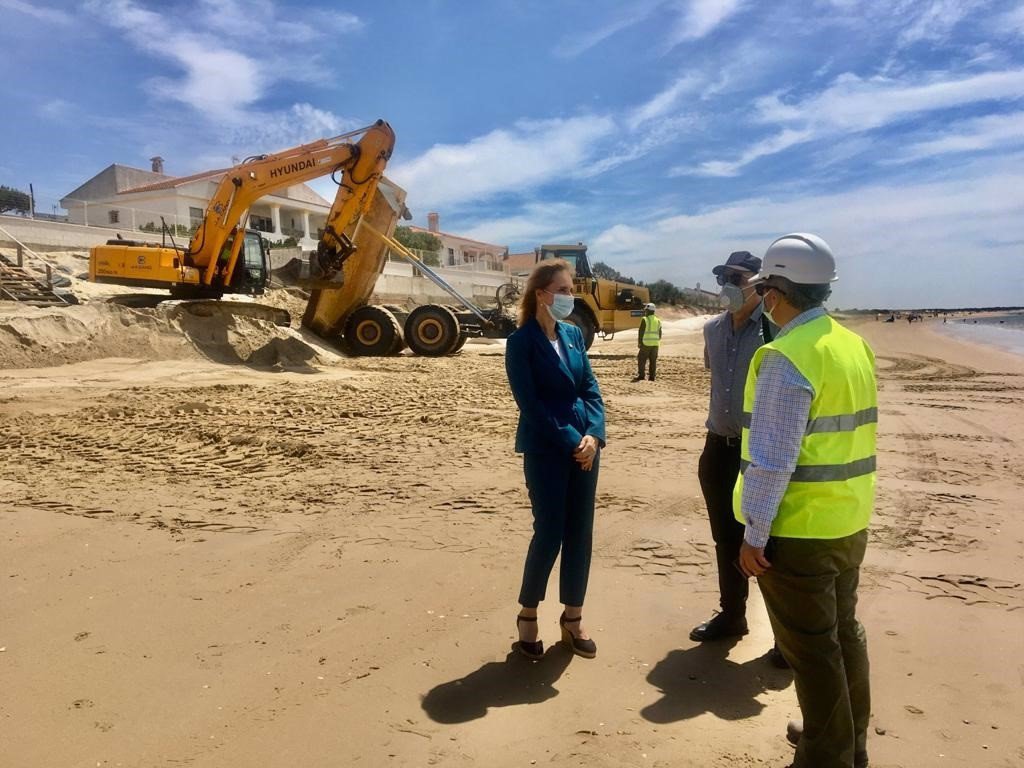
[690,251,785,668]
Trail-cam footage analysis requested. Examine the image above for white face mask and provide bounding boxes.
[720,283,746,312]
[762,290,780,325]
[545,290,575,320]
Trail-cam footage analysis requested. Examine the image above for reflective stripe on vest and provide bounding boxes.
[642,315,661,347]
[733,314,877,539]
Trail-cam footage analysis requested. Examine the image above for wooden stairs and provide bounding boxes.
[0,253,70,307]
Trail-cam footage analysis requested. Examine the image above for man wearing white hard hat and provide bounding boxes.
[734,233,877,768]
[632,302,662,382]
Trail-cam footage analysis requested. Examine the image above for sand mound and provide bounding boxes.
[0,302,338,370]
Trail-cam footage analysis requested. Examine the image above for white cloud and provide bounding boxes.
[592,158,1024,307]
[582,115,697,177]
[695,68,1024,175]
[389,116,617,209]
[0,0,72,24]
[230,103,361,151]
[627,74,705,130]
[667,0,746,43]
[897,0,986,47]
[899,110,1024,160]
[456,202,586,246]
[559,0,745,57]
[38,99,73,120]
[996,4,1024,36]
[555,1,661,57]
[675,128,813,176]
[85,0,361,122]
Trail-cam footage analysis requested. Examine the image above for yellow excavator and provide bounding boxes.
[89,120,396,305]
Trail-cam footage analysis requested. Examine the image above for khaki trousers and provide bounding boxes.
[758,529,870,768]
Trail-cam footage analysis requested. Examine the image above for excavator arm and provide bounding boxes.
[193,120,395,285]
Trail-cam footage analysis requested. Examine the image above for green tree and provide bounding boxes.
[647,279,686,305]
[592,260,636,285]
[0,185,31,215]
[394,226,441,252]
[394,225,442,266]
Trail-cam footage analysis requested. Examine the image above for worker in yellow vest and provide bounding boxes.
[632,302,662,382]
[734,233,877,768]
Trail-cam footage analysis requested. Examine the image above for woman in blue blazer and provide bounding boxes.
[505,260,606,660]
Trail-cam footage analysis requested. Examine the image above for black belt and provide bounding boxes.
[707,431,741,448]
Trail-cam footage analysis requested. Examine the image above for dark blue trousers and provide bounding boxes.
[518,451,599,608]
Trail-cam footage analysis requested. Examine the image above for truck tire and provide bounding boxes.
[404,304,461,356]
[450,333,468,354]
[344,305,403,356]
[566,308,596,350]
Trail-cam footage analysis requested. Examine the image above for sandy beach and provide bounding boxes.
[2,303,1023,767]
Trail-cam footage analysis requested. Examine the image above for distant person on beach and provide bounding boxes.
[504,259,606,660]
[633,302,662,382]
[735,233,877,768]
[691,250,787,667]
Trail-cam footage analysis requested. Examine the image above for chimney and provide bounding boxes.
[427,212,439,233]
[150,156,164,173]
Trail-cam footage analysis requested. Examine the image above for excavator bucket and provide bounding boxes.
[300,177,407,339]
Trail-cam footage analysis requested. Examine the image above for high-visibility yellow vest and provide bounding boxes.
[642,315,661,347]
[733,314,877,538]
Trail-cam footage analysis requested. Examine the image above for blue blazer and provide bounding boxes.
[505,318,607,455]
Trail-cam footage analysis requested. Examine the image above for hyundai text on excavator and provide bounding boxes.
[88,120,397,311]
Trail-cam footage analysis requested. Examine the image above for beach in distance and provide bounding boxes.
[1,307,1022,768]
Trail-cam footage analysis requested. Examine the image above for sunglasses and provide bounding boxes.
[754,283,786,297]
[715,272,746,287]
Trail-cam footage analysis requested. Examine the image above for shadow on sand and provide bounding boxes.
[641,639,792,724]
[421,644,573,724]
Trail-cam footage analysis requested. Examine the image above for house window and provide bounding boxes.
[189,206,204,228]
[108,209,119,224]
[448,247,455,266]
[249,214,273,233]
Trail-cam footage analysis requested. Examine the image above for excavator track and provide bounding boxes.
[106,294,291,327]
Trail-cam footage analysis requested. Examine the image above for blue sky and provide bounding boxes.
[2,0,1023,308]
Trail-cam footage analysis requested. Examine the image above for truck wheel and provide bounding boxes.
[404,304,460,356]
[450,333,468,354]
[344,305,403,356]
[566,309,596,350]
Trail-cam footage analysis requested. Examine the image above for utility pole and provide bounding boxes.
[29,183,35,218]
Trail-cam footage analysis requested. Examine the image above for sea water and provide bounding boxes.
[939,312,1024,358]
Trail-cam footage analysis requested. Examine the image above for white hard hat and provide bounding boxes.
[752,233,837,285]
[644,303,656,311]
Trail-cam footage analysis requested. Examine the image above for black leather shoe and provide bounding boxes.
[769,644,791,669]
[689,613,748,642]
[514,614,544,660]
[786,721,867,767]
[559,613,597,658]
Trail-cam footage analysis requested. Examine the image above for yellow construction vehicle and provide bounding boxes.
[89,120,396,301]
[511,243,649,348]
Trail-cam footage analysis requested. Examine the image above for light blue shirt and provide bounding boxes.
[703,305,767,438]
[740,307,827,547]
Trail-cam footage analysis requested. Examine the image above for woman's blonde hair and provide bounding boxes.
[518,259,572,327]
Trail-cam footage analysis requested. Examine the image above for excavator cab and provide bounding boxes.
[223,230,272,296]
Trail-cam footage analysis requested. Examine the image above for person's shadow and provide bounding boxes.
[641,640,792,724]
[421,645,573,723]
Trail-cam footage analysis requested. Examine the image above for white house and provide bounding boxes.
[406,212,508,273]
[59,157,331,250]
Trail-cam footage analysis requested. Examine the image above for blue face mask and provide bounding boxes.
[545,290,575,320]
